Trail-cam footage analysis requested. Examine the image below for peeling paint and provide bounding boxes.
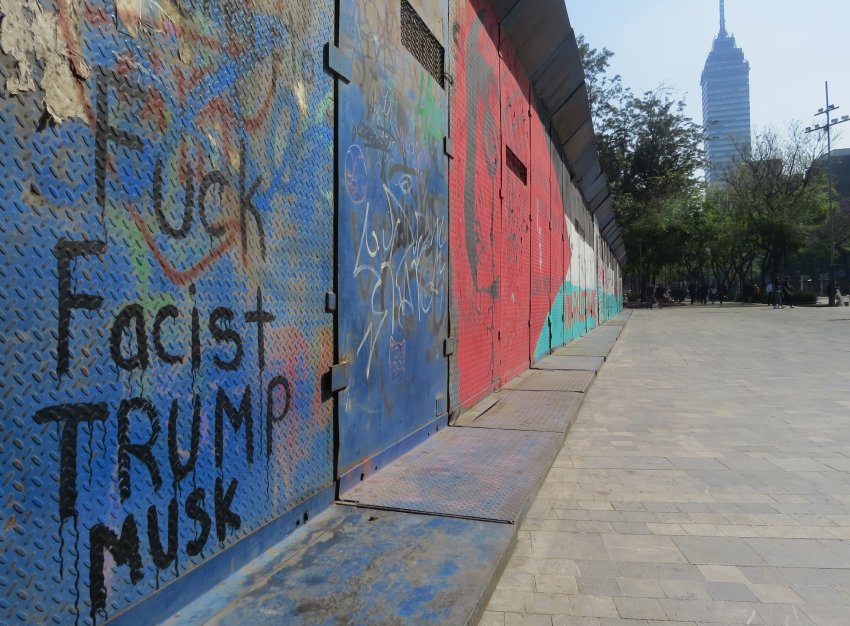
[0,0,86,121]
[116,0,178,38]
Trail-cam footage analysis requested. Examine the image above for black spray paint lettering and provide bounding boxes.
[96,67,266,258]
[63,378,290,623]
[55,239,106,378]
[32,403,109,523]
[36,66,293,624]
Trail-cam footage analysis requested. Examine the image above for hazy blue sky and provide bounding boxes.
[567,0,850,151]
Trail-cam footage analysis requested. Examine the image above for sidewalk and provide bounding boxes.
[484,305,850,626]
[156,316,629,626]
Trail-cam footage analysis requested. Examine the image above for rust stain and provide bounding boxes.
[3,514,17,533]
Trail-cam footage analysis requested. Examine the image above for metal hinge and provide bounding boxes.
[444,136,454,158]
[443,337,457,356]
[330,361,350,392]
[325,291,337,312]
[324,43,352,83]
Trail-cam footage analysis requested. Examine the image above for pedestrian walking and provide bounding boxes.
[644,283,655,310]
[781,277,794,309]
[772,276,783,308]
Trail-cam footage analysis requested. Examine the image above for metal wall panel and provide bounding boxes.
[529,100,552,362]
[337,0,450,474]
[496,41,530,382]
[449,0,501,411]
[549,141,568,351]
[0,2,334,624]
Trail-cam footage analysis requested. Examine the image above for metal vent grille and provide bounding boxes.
[506,147,528,185]
[401,0,444,87]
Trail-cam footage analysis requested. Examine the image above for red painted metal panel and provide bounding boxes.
[450,1,502,409]
[497,42,530,383]
[550,152,566,349]
[529,99,552,361]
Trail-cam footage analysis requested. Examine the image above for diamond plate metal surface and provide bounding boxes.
[343,427,561,522]
[200,507,514,626]
[449,2,501,410]
[0,3,334,624]
[533,355,605,372]
[464,390,582,432]
[497,42,531,383]
[504,370,594,393]
[336,0,450,474]
[529,99,552,362]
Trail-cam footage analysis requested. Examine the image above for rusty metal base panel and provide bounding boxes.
[533,355,605,372]
[174,506,514,626]
[342,428,561,523]
[464,390,583,433]
[505,370,595,393]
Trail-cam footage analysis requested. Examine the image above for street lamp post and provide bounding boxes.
[806,81,849,306]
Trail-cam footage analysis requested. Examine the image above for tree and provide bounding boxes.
[577,36,705,284]
[723,125,828,283]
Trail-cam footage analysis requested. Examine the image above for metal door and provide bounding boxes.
[530,113,552,362]
[450,1,501,410]
[336,0,449,476]
[497,47,530,382]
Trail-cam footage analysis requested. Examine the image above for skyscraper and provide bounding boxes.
[701,0,751,182]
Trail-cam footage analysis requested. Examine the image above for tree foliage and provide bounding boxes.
[577,35,705,282]
[723,125,827,281]
[578,35,831,292]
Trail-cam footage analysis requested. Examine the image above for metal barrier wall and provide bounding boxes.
[0,0,620,624]
[1,2,335,624]
[336,0,450,479]
[448,0,622,412]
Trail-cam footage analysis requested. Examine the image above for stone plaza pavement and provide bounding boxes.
[483,305,850,625]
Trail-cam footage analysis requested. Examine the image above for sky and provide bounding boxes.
[567,0,850,152]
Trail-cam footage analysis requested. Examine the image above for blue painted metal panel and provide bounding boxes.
[336,0,450,473]
[0,2,334,624]
[201,507,515,626]
[343,427,561,523]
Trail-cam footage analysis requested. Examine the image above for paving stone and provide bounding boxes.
[602,533,688,564]
[575,577,620,596]
[505,614,555,626]
[613,596,667,620]
[534,574,578,595]
[659,579,711,600]
[487,308,850,625]
[704,581,759,602]
[568,595,619,618]
[530,532,609,560]
[659,599,764,624]
[480,611,507,626]
[671,535,767,566]
[754,603,816,625]
[616,578,665,599]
